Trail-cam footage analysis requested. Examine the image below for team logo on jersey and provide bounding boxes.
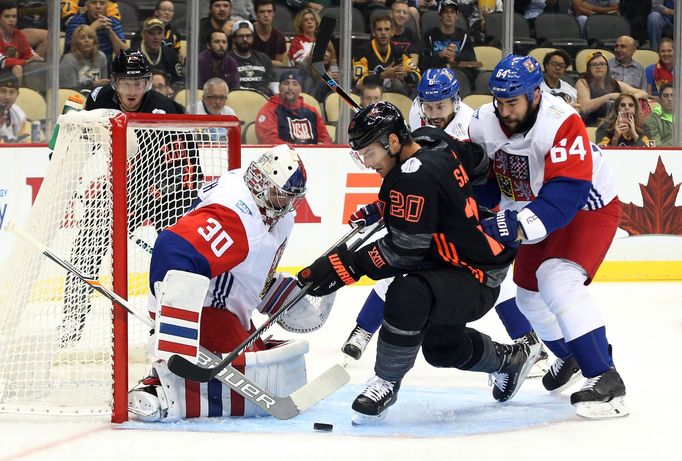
[401,157,422,173]
[235,200,252,215]
[91,86,101,100]
[493,150,534,201]
[152,109,167,114]
[288,118,314,143]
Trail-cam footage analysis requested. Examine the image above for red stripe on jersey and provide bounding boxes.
[545,113,593,183]
[185,379,200,418]
[168,204,250,278]
[161,305,200,322]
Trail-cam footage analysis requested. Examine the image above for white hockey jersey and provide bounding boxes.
[408,98,475,140]
[152,170,294,330]
[468,93,617,236]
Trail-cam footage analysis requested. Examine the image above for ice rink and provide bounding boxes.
[0,281,680,461]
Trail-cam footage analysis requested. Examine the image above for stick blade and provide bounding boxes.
[289,364,350,412]
[167,354,217,382]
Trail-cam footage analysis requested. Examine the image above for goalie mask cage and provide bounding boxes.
[0,110,241,422]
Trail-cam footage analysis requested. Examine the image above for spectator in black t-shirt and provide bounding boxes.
[252,0,287,66]
[390,0,420,67]
[228,20,278,96]
[198,0,235,51]
[421,0,477,74]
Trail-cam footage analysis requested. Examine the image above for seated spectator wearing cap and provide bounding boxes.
[421,0,478,75]
[65,0,128,66]
[252,0,287,67]
[229,20,278,96]
[132,1,183,63]
[198,29,240,91]
[255,70,331,144]
[0,1,44,82]
[133,17,183,89]
[0,72,30,143]
[199,0,235,51]
[59,24,110,94]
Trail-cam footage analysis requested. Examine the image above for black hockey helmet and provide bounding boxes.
[348,102,410,151]
[112,49,152,79]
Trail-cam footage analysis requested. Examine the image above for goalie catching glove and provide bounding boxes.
[256,272,336,333]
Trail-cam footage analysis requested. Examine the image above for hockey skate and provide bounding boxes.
[514,331,549,379]
[543,355,582,393]
[128,377,168,422]
[571,367,628,419]
[351,375,400,425]
[490,342,536,402]
[341,325,374,360]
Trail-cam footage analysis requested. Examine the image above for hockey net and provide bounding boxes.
[0,110,240,421]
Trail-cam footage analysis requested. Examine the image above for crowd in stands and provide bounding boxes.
[0,0,677,146]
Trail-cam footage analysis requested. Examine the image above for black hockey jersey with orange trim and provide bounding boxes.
[355,141,517,287]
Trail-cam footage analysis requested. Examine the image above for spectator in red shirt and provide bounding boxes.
[255,70,331,144]
[0,1,43,82]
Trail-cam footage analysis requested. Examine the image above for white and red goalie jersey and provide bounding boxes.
[148,169,293,330]
[468,92,617,241]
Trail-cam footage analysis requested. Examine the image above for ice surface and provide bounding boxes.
[0,282,680,460]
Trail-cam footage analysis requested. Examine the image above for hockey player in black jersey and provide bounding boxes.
[298,102,537,423]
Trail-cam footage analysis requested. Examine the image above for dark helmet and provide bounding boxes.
[112,49,152,79]
[348,102,410,151]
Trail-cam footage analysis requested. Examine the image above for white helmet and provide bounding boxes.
[245,145,307,228]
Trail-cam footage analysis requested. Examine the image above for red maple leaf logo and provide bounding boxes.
[620,156,682,235]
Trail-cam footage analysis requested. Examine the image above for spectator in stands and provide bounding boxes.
[255,69,331,144]
[648,0,675,51]
[61,0,121,28]
[289,8,337,66]
[421,0,477,74]
[132,1,183,63]
[151,69,174,98]
[199,0,235,51]
[646,37,674,100]
[458,0,502,45]
[353,13,420,96]
[196,78,236,116]
[65,0,127,66]
[0,72,29,143]
[541,49,578,106]
[134,18,183,88]
[286,0,327,15]
[229,20,278,97]
[252,0,287,67]
[645,83,674,146]
[519,0,556,26]
[16,0,47,58]
[60,24,110,94]
[576,51,647,126]
[619,0,651,47]
[595,92,653,147]
[572,0,620,38]
[0,1,43,82]
[300,45,339,101]
[360,78,383,106]
[198,29,240,91]
[390,0,420,67]
[608,35,647,91]
[230,0,256,21]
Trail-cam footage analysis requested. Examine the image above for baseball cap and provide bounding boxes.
[279,70,302,84]
[438,0,459,13]
[142,18,165,32]
[0,72,19,89]
[210,0,231,6]
[231,20,254,36]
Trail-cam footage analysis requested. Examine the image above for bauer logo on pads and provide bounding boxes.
[153,270,209,364]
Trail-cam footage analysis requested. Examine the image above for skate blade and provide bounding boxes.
[575,397,629,419]
[351,410,387,426]
[527,358,549,379]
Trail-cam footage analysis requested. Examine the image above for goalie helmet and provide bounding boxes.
[245,145,307,228]
[489,54,543,102]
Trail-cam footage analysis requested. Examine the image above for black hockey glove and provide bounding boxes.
[297,244,363,296]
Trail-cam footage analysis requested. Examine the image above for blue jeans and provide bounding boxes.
[648,12,674,50]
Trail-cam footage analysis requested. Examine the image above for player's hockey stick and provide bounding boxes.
[166,221,386,383]
[3,221,351,420]
[311,16,362,114]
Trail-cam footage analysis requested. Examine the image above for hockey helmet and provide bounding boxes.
[245,145,307,228]
[348,102,410,152]
[488,54,543,102]
[417,68,460,103]
[112,49,152,79]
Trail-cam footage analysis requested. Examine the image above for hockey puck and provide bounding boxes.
[313,422,333,432]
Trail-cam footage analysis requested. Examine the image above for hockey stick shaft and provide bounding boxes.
[4,220,349,419]
[311,16,362,114]
[167,221,385,382]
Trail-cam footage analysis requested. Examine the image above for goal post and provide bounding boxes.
[0,110,241,422]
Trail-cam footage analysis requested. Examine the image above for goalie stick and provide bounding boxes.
[3,221,351,420]
[311,16,362,114]
[166,221,386,383]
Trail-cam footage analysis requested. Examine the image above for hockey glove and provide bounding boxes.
[297,244,363,296]
[348,200,385,230]
[481,209,522,248]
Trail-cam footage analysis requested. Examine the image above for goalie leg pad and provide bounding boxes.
[153,270,210,363]
[128,360,181,422]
